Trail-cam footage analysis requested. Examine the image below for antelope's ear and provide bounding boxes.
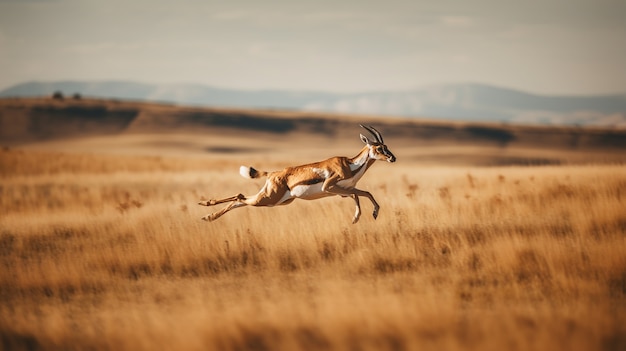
[360,134,370,145]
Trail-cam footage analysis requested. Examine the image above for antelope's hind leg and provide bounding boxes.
[198,194,244,207]
[201,201,246,221]
[199,193,246,221]
[198,181,289,222]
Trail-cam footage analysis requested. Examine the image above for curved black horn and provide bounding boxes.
[359,124,384,143]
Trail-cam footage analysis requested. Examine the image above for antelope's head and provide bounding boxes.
[359,125,396,163]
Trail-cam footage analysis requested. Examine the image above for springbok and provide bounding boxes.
[198,125,396,223]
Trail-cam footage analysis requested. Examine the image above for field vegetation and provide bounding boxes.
[1,146,626,350]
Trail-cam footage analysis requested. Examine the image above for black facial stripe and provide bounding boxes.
[374,145,393,158]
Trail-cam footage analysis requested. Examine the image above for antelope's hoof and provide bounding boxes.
[201,214,214,221]
[372,211,379,220]
[198,200,215,206]
[352,216,360,224]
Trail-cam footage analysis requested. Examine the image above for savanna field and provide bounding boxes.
[1,146,625,351]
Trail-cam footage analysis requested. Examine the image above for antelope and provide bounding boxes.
[198,125,396,223]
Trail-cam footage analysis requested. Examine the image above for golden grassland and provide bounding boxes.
[1,148,626,351]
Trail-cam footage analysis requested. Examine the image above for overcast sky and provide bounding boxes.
[1,0,625,95]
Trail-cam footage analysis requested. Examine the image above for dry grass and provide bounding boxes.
[1,147,626,351]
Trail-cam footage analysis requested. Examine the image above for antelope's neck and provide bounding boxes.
[349,147,374,173]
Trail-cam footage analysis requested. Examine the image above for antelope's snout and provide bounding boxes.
[381,146,396,163]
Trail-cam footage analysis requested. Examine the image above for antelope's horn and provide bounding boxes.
[360,124,384,143]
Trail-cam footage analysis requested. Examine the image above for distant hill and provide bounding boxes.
[1,81,625,128]
[0,81,337,111]
[2,97,626,156]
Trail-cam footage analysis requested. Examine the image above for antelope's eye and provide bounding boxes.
[376,146,383,152]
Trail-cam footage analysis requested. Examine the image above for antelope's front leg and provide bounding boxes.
[372,203,380,219]
[350,194,361,224]
[323,178,369,223]
[351,188,379,220]
[368,192,380,219]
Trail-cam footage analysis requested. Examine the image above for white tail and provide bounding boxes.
[239,166,267,179]
[239,166,253,179]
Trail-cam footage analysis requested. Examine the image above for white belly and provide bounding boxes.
[290,183,325,199]
[275,183,331,205]
[337,178,357,188]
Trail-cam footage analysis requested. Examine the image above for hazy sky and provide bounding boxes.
[1,0,625,95]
